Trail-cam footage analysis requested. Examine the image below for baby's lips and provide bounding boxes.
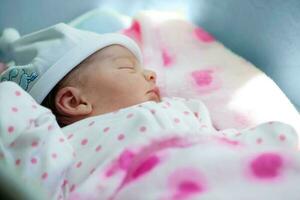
[147,87,161,102]
[147,87,159,95]
[153,87,160,96]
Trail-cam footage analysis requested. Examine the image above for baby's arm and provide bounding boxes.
[0,81,74,199]
[179,97,216,131]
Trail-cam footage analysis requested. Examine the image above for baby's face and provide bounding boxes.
[79,45,161,115]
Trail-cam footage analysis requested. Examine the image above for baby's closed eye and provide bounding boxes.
[119,66,134,69]
[119,66,136,73]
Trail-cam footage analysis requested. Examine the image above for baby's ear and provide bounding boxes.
[55,86,92,116]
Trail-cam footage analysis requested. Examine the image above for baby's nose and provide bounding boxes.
[144,69,157,83]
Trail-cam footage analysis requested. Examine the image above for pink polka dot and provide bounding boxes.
[279,134,286,141]
[31,141,38,147]
[103,127,110,133]
[62,180,68,187]
[81,138,88,146]
[31,158,37,164]
[15,90,21,96]
[150,109,156,114]
[131,155,160,180]
[15,159,21,166]
[161,47,174,67]
[48,124,54,131]
[126,113,134,119]
[256,138,263,144]
[76,161,82,168]
[191,69,222,94]
[168,168,207,199]
[139,126,147,133]
[41,172,48,180]
[194,27,215,43]
[70,184,76,192]
[178,181,203,195]
[11,107,18,112]
[191,70,213,87]
[250,153,283,179]
[95,145,102,152]
[88,121,95,126]
[7,126,14,134]
[183,111,190,115]
[52,153,57,159]
[117,150,135,171]
[32,104,37,109]
[122,20,142,44]
[118,134,125,141]
[67,134,73,140]
[59,138,65,143]
[174,118,180,124]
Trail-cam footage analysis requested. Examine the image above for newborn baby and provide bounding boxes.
[41,44,161,126]
[1,23,299,200]
[0,23,161,127]
[0,23,215,198]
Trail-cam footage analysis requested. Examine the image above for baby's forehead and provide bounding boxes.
[91,45,138,63]
[60,46,138,87]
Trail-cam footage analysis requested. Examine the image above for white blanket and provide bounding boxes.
[1,81,300,200]
[119,11,300,133]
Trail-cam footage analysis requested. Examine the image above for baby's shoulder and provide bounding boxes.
[162,96,203,104]
[161,96,188,102]
[162,96,208,112]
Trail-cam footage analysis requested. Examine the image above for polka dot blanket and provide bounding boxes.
[1,11,300,200]
[120,11,300,133]
[1,79,300,200]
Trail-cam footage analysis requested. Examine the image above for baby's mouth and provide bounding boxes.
[147,87,159,95]
[147,87,161,102]
[153,87,160,96]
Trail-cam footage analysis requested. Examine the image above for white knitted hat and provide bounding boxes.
[0,23,142,103]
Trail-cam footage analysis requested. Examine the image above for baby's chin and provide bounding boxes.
[152,96,161,103]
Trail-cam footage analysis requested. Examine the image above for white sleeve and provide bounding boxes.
[179,97,216,131]
[0,81,74,200]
